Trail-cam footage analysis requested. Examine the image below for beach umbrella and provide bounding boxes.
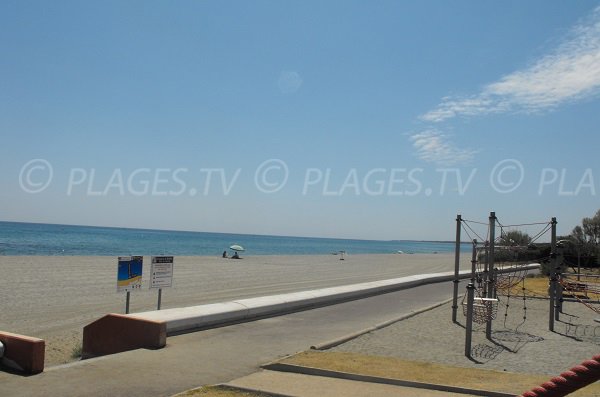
[229,244,245,252]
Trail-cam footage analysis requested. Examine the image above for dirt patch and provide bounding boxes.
[175,385,272,397]
[280,351,600,396]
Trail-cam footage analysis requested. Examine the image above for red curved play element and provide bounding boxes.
[519,354,600,397]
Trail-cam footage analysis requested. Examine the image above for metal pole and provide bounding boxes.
[549,275,555,332]
[550,217,561,321]
[465,282,475,357]
[556,244,564,314]
[125,291,130,314]
[452,214,462,323]
[465,240,477,358]
[483,241,489,297]
[157,288,162,310]
[488,212,496,293]
[471,239,478,280]
[548,217,558,332]
[557,278,563,314]
[486,211,496,339]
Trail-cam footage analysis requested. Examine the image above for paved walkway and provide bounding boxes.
[225,370,482,397]
[1,282,454,397]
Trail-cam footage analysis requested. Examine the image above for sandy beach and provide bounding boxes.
[0,253,470,366]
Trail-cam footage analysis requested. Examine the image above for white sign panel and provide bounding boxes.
[150,256,174,289]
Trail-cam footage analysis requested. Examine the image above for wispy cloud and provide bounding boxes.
[409,129,478,165]
[421,6,600,122]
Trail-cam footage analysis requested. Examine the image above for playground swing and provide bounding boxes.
[462,293,499,324]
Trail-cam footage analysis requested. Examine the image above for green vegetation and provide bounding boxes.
[559,209,600,268]
[70,342,82,360]
[476,210,600,276]
[499,230,532,246]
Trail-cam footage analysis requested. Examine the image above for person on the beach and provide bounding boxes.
[222,250,228,258]
[232,251,240,259]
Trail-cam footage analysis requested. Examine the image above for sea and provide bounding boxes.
[0,221,470,256]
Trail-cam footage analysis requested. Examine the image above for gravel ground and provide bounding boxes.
[331,296,600,376]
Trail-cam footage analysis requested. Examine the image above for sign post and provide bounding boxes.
[117,256,143,314]
[150,256,174,310]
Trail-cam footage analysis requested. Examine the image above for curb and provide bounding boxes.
[261,363,516,397]
[216,383,295,397]
[171,384,294,397]
[310,297,456,350]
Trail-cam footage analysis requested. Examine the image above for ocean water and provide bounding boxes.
[0,221,470,256]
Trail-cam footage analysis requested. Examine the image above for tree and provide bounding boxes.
[571,226,587,245]
[581,209,600,245]
[499,230,531,246]
[568,209,600,267]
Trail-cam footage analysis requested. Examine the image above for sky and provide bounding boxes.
[1,1,600,241]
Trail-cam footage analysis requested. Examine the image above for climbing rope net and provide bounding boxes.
[460,217,554,327]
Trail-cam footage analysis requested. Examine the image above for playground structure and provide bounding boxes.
[451,212,600,395]
[454,211,600,352]
[452,212,559,357]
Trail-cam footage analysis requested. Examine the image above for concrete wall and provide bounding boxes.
[82,314,166,359]
[0,331,45,374]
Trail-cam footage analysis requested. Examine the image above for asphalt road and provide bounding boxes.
[1,281,455,397]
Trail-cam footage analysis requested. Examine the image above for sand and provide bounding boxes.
[0,253,469,366]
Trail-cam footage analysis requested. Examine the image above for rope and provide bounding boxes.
[461,221,486,243]
[499,221,552,227]
[495,221,551,245]
[529,223,552,244]
[519,354,600,397]
[498,267,529,330]
[461,223,476,243]
[461,218,488,226]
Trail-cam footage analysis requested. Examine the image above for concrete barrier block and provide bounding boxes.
[82,314,166,359]
[180,302,249,331]
[0,331,45,374]
[124,267,528,336]
[236,296,294,318]
[132,302,250,334]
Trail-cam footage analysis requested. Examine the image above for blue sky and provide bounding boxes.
[1,1,600,241]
